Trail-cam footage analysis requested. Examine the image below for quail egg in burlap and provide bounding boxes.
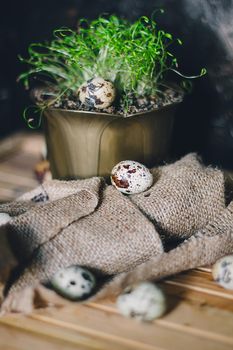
[50,265,96,300]
[111,160,153,195]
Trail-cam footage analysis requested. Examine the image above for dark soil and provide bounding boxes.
[33,86,184,117]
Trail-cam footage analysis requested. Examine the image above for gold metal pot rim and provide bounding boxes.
[47,100,182,119]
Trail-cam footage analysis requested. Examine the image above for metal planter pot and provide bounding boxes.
[44,104,178,179]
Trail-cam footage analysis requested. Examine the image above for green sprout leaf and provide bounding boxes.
[23,105,44,129]
[19,14,206,124]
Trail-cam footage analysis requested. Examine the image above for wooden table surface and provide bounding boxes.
[0,132,233,350]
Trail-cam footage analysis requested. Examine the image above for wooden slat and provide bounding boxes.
[27,304,233,350]
[30,313,164,350]
[162,270,233,311]
[0,324,86,350]
[86,300,233,343]
[0,314,123,350]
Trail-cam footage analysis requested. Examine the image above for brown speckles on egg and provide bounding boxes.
[128,169,137,174]
[94,97,104,106]
[212,255,233,290]
[111,174,129,189]
[111,160,153,195]
[88,83,96,91]
[88,82,104,91]
[78,77,116,109]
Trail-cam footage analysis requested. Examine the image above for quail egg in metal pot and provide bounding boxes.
[212,255,233,290]
[50,265,96,300]
[111,160,153,195]
[78,77,116,109]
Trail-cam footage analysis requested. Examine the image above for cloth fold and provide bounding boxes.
[94,201,233,300]
[5,186,163,299]
[4,178,102,264]
[131,153,225,240]
[0,153,232,314]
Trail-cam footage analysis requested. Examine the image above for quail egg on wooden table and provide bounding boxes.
[50,265,96,300]
[212,255,233,290]
[78,77,116,109]
[111,160,153,194]
[117,282,166,322]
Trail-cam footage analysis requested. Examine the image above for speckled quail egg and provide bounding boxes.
[50,265,96,300]
[78,77,116,109]
[0,213,11,226]
[212,255,233,290]
[117,282,166,322]
[111,160,153,195]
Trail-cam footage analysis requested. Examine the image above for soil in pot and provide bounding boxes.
[33,86,184,117]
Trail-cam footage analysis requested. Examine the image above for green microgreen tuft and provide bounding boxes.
[18,14,206,124]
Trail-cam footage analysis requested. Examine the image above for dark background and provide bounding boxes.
[0,0,232,168]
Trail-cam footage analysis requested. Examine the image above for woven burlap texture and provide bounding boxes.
[0,176,163,297]
[5,177,102,263]
[0,153,232,313]
[95,201,233,300]
[131,153,226,240]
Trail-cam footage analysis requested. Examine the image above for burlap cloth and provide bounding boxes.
[0,153,232,313]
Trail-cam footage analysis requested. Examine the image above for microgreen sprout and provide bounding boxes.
[19,14,206,126]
